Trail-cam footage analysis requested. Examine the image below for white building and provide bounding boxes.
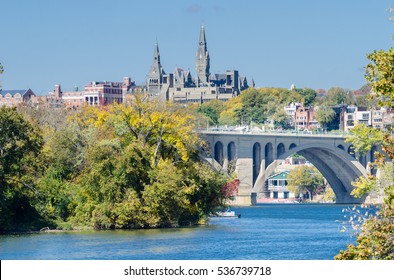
[267,171,295,199]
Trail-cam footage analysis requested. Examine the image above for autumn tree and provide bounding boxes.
[335,47,394,260]
[55,98,229,229]
[287,166,323,200]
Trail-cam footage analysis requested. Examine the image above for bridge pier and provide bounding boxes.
[233,158,256,205]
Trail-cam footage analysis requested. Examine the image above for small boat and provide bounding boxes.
[213,208,241,218]
[215,210,236,217]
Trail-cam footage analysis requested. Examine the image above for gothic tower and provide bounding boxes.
[147,42,166,94]
[195,24,210,86]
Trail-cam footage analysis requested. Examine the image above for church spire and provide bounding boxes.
[199,24,206,47]
[196,24,210,86]
[153,42,160,63]
[147,41,165,95]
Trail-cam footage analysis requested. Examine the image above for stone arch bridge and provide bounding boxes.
[200,130,378,205]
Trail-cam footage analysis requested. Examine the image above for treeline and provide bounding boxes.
[0,96,231,231]
[195,86,377,128]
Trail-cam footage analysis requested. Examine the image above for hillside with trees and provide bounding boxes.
[0,98,232,231]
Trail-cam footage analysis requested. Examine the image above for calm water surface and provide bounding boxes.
[0,204,356,260]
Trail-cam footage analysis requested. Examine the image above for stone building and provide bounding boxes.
[147,25,249,103]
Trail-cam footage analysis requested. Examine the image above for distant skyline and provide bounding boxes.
[1,0,393,95]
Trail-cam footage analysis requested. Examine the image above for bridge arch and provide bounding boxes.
[348,145,356,158]
[277,143,285,158]
[265,143,273,169]
[257,143,367,203]
[253,143,261,185]
[289,143,297,150]
[227,141,236,162]
[214,141,224,166]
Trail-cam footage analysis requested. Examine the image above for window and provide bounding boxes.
[362,113,369,120]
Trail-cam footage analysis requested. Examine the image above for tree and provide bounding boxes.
[324,87,354,105]
[365,48,394,107]
[287,166,323,200]
[0,107,44,230]
[197,100,225,126]
[272,107,291,129]
[336,47,394,260]
[218,96,242,125]
[315,105,336,130]
[237,88,270,124]
[295,88,317,106]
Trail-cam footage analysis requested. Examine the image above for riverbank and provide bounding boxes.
[256,197,334,204]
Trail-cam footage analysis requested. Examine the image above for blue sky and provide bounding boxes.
[1,0,393,95]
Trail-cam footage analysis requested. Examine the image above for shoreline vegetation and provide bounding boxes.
[0,98,235,232]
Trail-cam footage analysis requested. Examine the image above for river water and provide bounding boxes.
[0,204,357,260]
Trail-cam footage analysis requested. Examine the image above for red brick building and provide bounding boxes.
[0,89,36,107]
[294,106,318,130]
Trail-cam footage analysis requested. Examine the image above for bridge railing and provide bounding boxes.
[197,126,349,138]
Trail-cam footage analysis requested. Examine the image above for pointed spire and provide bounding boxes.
[199,24,206,46]
[153,42,160,63]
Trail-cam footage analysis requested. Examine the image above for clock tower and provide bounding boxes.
[195,24,210,86]
[147,42,166,94]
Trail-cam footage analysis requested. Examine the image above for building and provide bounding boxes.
[84,81,124,106]
[371,108,385,130]
[48,77,136,108]
[266,171,295,199]
[0,89,36,107]
[284,102,302,128]
[47,84,84,109]
[342,105,394,131]
[61,88,85,109]
[147,25,249,103]
[294,106,318,130]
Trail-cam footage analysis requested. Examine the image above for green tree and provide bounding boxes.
[365,48,394,107]
[336,47,394,260]
[287,166,323,200]
[237,88,270,124]
[345,123,383,158]
[295,88,317,106]
[315,105,336,130]
[324,87,354,105]
[272,107,291,129]
[197,100,225,126]
[0,107,44,230]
